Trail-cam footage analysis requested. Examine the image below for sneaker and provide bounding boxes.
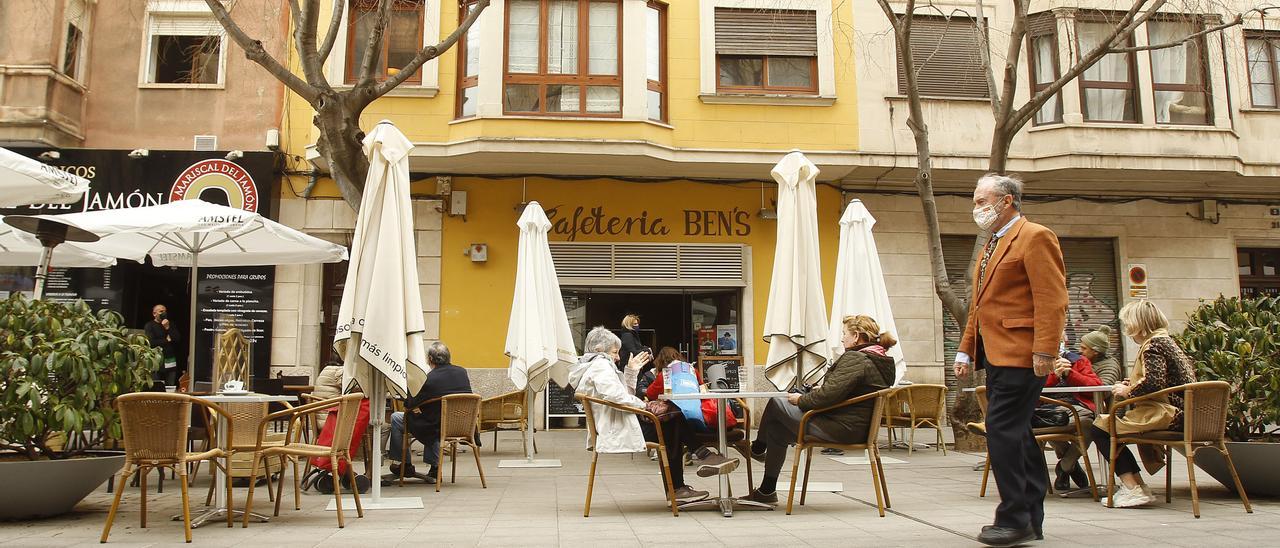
[673,485,709,504]
[648,448,658,461]
[389,461,417,478]
[820,447,845,455]
[738,488,778,505]
[1138,483,1155,500]
[696,453,740,477]
[749,442,766,464]
[1103,486,1151,508]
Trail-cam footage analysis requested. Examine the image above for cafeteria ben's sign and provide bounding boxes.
[544,204,753,241]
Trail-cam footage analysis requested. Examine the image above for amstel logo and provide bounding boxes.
[170,159,259,212]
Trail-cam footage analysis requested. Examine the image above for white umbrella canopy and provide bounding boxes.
[505,201,577,392]
[332,121,430,506]
[13,199,348,383]
[829,199,906,383]
[0,147,89,207]
[763,151,832,390]
[0,220,114,268]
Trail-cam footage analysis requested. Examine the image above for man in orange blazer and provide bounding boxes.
[956,174,1067,547]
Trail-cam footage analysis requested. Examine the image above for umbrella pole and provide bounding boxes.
[524,386,536,462]
[33,245,54,300]
[370,375,384,503]
[187,254,199,389]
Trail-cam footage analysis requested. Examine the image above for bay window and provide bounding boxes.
[1147,19,1211,124]
[646,1,667,122]
[1076,20,1138,122]
[457,0,480,117]
[504,0,622,116]
[1245,33,1279,108]
[1027,13,1062,124]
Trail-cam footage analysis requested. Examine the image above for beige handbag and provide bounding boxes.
[1093,334,1178,436]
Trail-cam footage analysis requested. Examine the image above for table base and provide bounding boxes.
[173,508,271,528]
[497,458,563,468]
[679,496,774,517]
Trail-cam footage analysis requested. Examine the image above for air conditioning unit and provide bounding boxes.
[194,135,218,151]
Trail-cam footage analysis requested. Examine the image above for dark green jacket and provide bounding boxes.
[1090,354,1122,386]
[797,347,895,441]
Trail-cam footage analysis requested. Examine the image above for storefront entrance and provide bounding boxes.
[562,287,741,365]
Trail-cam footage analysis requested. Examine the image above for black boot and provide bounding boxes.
[1069,465,1090,489]
[1053,462,1071,492]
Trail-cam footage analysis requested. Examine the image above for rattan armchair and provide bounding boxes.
[883,384,948,455]
[242,394,365,528]
[1103,381,1251,517]
[478,390,537,454]
[578,394,679,517]
[202,402,285,506]
[968,387,1100,500]
[786,388,894,516]
[101,393,234,543]
[398,393,488,491]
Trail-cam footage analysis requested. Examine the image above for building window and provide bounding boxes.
[1076,19,1138,122]
[646,2,666,122]
[456,0,480,117]
[1245,33,1279,108]
[503,0,621,116]
[1147,19,1211,124]
[346,0,424,85]
[895,15,989,98]
[714,8,817,94]
[1239,248,1280,297]
[1027,13,1061,124]
[143,11,227,86]
[61,0,89,81]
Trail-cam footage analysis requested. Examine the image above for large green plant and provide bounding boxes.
[0,294,158,460]
[1177,295,1280,442]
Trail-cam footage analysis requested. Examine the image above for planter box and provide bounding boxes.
[1181,441,1280,498]
[0,451,125,520]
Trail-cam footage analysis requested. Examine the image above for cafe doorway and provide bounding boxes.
[562,287,742,365]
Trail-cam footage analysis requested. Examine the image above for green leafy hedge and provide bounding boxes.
[0,294,158,459]
[1177,295,1280,442]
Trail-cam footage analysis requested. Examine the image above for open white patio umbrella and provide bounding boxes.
[0,147,90,207]
[763,151,832,390]
[0,218,114,268]
[828,199,906,383]
[7,199,348,384]
[501,201,574,468]
[332,121,430,509]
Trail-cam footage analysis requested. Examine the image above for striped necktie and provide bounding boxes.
[977,235,1001,294]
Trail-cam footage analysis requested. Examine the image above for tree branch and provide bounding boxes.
[293,0,327,86]
[371,0,492,98]
[202,0,319,104]
[1107,10,1263,53]
[995,0,1030,129]
[357,0,395,85]
[973,0,1000,116]
[319,0,346,64]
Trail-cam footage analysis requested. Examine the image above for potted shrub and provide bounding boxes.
[0,294,158,519]
[1177,295,1280,497]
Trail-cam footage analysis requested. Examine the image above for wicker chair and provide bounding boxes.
[399,394,488,491]
[578,394,679,517]
[101,393,234,543]
[786,388,894,516]
[478,390,537,454]
[1103,380,1251,517]
[968,386,1100,500]
[883,384,948,455]
[203,402,294,506]
[241,394,365,528]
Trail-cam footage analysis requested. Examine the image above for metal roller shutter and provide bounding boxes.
[714,8,818,57]
[549,242,746,287]
[941,236,1121,408]
[896,16,990,98]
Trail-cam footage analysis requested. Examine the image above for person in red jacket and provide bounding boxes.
[1044,347,1101,491]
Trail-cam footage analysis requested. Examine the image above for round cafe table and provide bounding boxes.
[659,390,789,517]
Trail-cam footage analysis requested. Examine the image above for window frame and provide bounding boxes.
[60,0,89,82]
[715,54,818,95]
[501,0,624,117]
[1074,15,1140,123]
[1238,247,1280,298]
[1026,13,1063,125]
[456,0,480,118]
[139,10,229,89]
[646,1,667,122]
[895,15,990,99]
[1244,32,1280,109]
[344,0,426,85]
[1145,15,1213,125]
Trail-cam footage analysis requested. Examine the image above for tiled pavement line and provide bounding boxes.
[833,491,978,543]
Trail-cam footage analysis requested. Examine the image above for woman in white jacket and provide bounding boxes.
[569,326,708,504]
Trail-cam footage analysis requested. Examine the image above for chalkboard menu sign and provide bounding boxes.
[698,356,743,391]
[545,379,584,424]
[195,266,274,381]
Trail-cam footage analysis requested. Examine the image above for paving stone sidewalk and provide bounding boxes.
[1,430,1273,547]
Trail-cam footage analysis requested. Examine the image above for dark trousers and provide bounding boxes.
[641,415,693,489]
[985,362,1047,530]
[1090,425,1142,477]
[757,397,839,481]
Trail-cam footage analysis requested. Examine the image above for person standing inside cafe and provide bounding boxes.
[144,303,181,386]
[955,174,1067,547]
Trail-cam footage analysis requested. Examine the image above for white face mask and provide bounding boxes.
[972,200,1005,232]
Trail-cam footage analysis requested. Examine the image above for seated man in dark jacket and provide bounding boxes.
[386,341,472,482]
[741,315,896,504]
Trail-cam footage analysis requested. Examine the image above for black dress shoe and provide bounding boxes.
[984,524,1042,541]
[1069,466,1090,489]
[1053,463,1071,492]
[976,525,1037,547]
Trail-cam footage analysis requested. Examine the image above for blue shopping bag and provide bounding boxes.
[668,361,707,431]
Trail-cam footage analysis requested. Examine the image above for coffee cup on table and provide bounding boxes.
[223,379,244,392]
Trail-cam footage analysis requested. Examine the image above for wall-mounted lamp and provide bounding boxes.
[224,150,244,161]
[757,182,777,220]
[128,149,150,159]
[37,151,60,161]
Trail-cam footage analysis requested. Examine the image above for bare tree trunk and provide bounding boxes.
[314,95,368,210]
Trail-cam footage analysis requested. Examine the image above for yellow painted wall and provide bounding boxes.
[439,176,844,368]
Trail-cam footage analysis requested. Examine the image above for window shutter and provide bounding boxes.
[65,0,88,28]
[896,16,989,98]
[150,13,225,36]
[715,8,817,57]
[1026,11,1057,36]
[549,243,746,286]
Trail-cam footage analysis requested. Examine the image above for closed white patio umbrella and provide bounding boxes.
[763,151,832,390]
[828,199,905,383]
[0,147,89,207]
[332,121,430,508]
[501,201,574,468]
[7,199,348,385]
